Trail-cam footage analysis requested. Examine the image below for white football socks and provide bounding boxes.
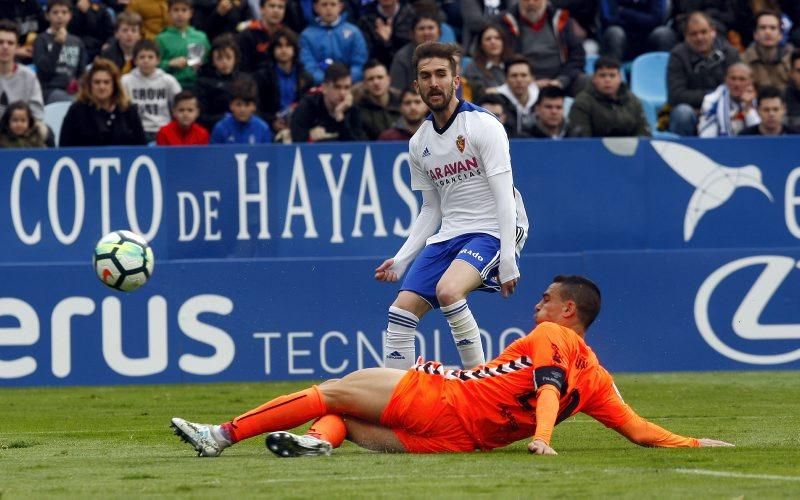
[384,306,419,369]
[442,299,484,369]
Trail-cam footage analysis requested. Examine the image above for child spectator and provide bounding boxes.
[0,20,44,120]
[192,0,252,44]
[210,77,272,144]
[59,57,149,146]
[122,39,182,141]
[157,0,211,89]
[127,0,170,40]
[156,89,210,144]
[299,0,367,84]
[0,101,51,148]
[33,0,88,104]
[253,28,313,135]
[237,0,287,73]
[100,11,144,75]
[69,0,115,60]
[195,34,254,130]
[0,0,47,63]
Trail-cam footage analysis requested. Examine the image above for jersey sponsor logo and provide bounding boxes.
[456,135,465,153]
[695,255,800,365]
[427,157,480,183]
[651,140,773,242]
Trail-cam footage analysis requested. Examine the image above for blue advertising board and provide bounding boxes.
[1,137,799,386]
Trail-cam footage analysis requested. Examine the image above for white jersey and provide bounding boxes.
[408,100,529,251]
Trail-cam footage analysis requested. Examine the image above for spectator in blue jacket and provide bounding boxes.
[599,0,675,62]
[299,0,368,84]
[211,77,272,144]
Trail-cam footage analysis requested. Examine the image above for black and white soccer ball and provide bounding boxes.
[93,230,155,292]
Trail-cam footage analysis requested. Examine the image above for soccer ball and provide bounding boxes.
[93,230,155,292]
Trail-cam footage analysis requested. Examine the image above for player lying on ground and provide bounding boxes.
[171,275,733,457]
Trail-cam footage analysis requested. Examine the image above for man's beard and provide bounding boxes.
[423,85,453,112]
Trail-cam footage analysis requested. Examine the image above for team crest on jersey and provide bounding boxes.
[456,135,466,153]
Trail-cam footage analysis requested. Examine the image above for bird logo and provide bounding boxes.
[651,140,773,241]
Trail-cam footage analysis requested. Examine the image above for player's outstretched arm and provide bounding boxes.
[375,189,441,282]
[528,385,560,456]
[613,413,733,448]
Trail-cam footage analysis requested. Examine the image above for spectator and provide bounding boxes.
[156,89,210,144]
[698,62,760,137]
[389,10,441,92]
[568,56,650,137]
[210,77,272,144]
[122,39,182,141]
[69,0,115,60]
[127,0,170,40]
[0,101,50,148]
[462,24,513,100]
[0,0,47,63]
[195,34,255,130]
[530,84,568,138]
[495,56,539,137]
[291,62,366,142]
[599,0,676,62]
[357,0,415,68]
[497,0,587,96]
[378,85,427,140]
[476,93,516,137]
[253,28,313,137]
[299,0,368,84]
[0,21,44,121]
[667,11,740,136]
[59,57,148,146]
[157,0,211,89]
[741,10,794,92]
[192,0,252,43]
[461,0,512,50]
[356,59,401,140]
[237,0,288,73]
[785,50,800,129]
[670,1,735,39]
[741,85,798,135]
[100,11,144,75]
[33,0,88,104]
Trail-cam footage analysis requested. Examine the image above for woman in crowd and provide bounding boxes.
[59,57,148,147]
[463,24,514,101]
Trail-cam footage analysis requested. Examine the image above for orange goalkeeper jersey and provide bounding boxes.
[413,322,638,450]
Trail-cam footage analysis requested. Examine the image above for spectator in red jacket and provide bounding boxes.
[156,90,210,145]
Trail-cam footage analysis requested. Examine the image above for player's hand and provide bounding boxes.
[500,278,518,298]
[697,438,734,447]
[528,439,557,455]
[375,258,398,282]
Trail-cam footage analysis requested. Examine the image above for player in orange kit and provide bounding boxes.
[171,275,733,457]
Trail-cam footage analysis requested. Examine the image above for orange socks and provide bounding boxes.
[223,386,327,443]
[307,415,347,448]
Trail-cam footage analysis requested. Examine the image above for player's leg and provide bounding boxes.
[267,416,406,457]
[341,417,406,452]
[384,291,430,369]
[436,259,484,368]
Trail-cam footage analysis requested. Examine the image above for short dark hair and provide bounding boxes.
[594,56,621,72]
[685,11,714,33]
[754,10,782,28]
[230,77,258,103]
[168,0,192,9]
[476,93,507,108]
[0,19,20,38]
[412,42,459,77]
[173,90,198,107]
[401,84,419,99]
[0,101,35,136]
[536,85,566,105]
[757,85,783,103]
[211,33,240,67]
[552,275,602,330]
[504,55,534,77]
[363,59,387,73]
[47,0,73,11]
[260,0,285,7]
[267,28,299,63]
[324,62,351,83]
[411,8,441,31]
[115,11,143,30]
[133,39,159,59]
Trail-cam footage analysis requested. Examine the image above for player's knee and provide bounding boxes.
[435,282,465,307]
[318,379,350,411]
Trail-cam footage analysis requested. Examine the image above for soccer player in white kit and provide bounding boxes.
[375,42,529,369]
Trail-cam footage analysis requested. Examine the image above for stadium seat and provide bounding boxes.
[461,56,472,73]
[44,101,71,147]
[630,52,669,128]
[584,54,598,74]
[563,96,574,118]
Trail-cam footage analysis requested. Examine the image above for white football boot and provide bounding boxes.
[170,417,229,457]
[265,431,333,457]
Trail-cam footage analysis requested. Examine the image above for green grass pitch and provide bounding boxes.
[1,371,799,498]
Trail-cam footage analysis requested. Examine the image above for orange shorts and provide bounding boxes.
[379,370,477,453]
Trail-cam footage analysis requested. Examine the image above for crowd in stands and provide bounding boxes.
[0,0,799,148]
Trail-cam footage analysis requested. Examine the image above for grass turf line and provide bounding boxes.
[1,371,799,498]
